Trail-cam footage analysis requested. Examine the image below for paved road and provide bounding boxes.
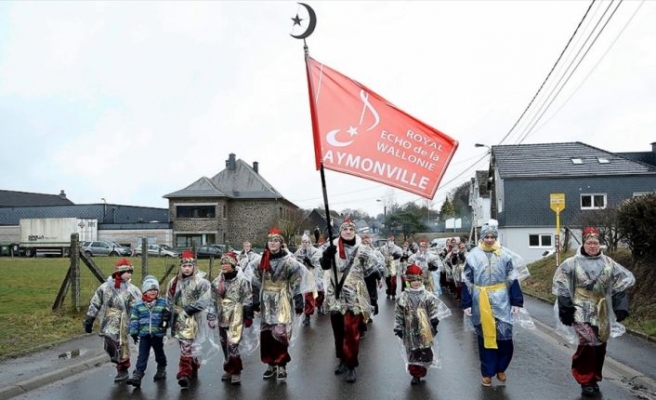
[5,286,656,400]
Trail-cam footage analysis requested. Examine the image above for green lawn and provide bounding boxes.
[0,256,221,358]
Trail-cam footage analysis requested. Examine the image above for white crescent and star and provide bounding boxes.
[326,127,359,147]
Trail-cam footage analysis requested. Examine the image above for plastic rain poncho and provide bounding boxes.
[86,277,141,363]
[552,246,635,345]
[394,286,451,369]
[252,249,312,347]
[324,236,376,320]
[166,269,212,358]
[462,244,533,340]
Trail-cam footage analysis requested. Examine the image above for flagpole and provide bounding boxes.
[291,3,341,299]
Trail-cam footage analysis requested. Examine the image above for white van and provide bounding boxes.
[430,237,460,249]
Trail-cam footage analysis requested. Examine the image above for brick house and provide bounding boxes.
[163,153,300,249]
[477,141,656,263]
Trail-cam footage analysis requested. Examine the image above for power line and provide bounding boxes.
[515,0,624,144]
[521,0,643,140]
[497,0,597,145]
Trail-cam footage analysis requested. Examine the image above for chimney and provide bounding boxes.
[226,153,236,171]
[253,161,259,174]
[59,190,67,199]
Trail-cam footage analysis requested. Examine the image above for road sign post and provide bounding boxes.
[550,193,565,266]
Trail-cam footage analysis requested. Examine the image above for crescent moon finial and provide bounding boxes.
[290,3,316,40]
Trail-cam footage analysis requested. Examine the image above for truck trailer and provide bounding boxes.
[19,218,98,257]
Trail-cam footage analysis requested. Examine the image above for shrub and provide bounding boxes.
[617,193,656,260]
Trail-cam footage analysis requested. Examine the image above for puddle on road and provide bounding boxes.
[57,349,82,359]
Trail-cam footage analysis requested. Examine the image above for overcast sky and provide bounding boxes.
[1,1,654,217]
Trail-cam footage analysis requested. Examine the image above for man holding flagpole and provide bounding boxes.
[320,217,376,383]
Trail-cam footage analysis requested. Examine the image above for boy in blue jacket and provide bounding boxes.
[127,275,171,388]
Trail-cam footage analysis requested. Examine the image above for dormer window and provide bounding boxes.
[571,158,583,164]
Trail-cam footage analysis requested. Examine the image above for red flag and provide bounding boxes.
[305,57,458,199]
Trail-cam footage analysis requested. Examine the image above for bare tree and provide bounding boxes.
[277,208,308,246]
[573,206,623,252]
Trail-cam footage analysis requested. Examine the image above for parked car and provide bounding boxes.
[134,244,179,258]
[195,244,224,259]
[82,241,131,257]
[430,237,460,250]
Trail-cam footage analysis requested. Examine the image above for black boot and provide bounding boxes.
[178,376,190,389]
[581,385,595,397]
[114,370,129,384]
[411,376,421,385]
[126,371,144,388]
[303,315,310,327]
[334,362,348,375]
[153,366,166,381]
[345,368,357,383]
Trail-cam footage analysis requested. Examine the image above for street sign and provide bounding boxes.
[550,193,565,213]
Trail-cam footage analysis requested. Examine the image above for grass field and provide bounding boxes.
[0,256,222,358]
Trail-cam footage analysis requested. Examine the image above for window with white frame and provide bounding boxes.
[580,193,606,210]
[529,234,552,248]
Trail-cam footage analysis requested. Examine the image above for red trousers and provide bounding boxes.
[177,356,201,379]
[572,343,607,385]
[115,359,130,372]
[219,328,243,374]
[330,311,363,368]
[304,292,316,315]
[408,364,427,378]
[260,326,291,366]
[385,275,397,297]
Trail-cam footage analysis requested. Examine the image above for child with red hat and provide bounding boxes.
[166,249,211,389]
[207,251,254,385]
[83,258,142,384]
[394,263,451,385]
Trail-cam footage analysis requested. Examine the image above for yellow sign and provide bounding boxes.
[550,193,565,213]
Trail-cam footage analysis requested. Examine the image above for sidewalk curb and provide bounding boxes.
[0,354,108,400]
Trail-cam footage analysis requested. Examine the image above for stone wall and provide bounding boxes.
[168,197,298,249]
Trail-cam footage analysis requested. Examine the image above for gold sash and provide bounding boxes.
[476,282,506,349]
[106,308,130,359]
[173,305,199,340]
[221,298,244,344]
[263,280,292,324]
[575,288,610,342]
[417,307,433,346]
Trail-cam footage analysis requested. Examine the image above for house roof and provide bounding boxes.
[492,142,656,179]
[210,159,283,199]
[0,204,169,226]
[163,158,286,201]
[163,177,226,199]
[0,190,74,208]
